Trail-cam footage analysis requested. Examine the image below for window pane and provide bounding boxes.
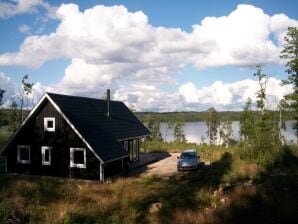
[73,150,84,164]
[20,148,29,160]
[44,149,50,162]
[129,141,133,161]
[133,140,137,160]
[47,120,54,128]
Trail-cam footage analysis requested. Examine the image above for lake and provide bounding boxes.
[160,121,297,144]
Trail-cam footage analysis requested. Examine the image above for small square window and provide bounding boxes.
[47,120,54,128]
[44,117,55,132]
[73,150,84,164]
[41,146,52,166]
[17,145,30,164]
[70,148,86,168]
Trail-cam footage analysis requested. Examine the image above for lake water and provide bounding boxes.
[160,121,297,145]
[1,122,296,144]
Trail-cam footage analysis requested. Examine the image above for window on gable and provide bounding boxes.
[44,117,55,132]
[70,148,86,168]
[17,145,30,164]
[41,146,52,166]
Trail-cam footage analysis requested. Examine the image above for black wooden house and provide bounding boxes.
[1,91,150,181]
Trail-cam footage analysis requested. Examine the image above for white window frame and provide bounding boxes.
[70,148,86,168]
[124,141,128,150]
[41,146,52,166]
[17,145,31,164]
[44,117,55,132]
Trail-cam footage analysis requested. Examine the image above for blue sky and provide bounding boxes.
[0,0,297,111]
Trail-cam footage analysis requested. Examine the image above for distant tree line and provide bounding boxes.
[136,110,295,123]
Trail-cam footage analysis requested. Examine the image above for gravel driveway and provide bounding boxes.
[130,153,180,177]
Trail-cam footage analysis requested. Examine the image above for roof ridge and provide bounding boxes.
[46,92,124,103]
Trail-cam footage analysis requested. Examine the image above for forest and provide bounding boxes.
[135,110,296,123]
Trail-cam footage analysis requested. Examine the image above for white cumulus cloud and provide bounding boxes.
[1,4,297,69]
[179,77,293,110]
[0,4,297,111]
[113,84,184,112]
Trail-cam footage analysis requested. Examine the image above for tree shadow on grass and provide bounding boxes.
[211,146,298,224]
[132,152,233,224]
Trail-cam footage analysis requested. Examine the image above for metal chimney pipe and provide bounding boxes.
[107,89,110,118]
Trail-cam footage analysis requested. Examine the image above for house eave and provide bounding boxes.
[117,134,151,142]
[103,154,129,164]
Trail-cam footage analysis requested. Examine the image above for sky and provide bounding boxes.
[0,0,297,112]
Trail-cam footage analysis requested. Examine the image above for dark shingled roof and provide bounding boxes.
[47,93,150,162]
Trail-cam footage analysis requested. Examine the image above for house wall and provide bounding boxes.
[6,99,102,180]
[104,158,125,180]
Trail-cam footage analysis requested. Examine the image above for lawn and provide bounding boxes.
[0,144,297,224]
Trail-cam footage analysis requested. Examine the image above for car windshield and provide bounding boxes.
[180,152,196,159]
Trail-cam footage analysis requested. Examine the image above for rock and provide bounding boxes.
[180,180,190,185]
[243,179,253,187]
[211,202,217,209]
[162,176,170,181]
[174,175,182,181]
[205,161,211,165]
[220,197,228,204]
[213,190,218,196]
[149,202,162,213]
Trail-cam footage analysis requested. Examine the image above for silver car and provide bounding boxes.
[177,149,200,171]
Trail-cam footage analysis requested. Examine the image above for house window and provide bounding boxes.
[70,148,86,168]
[44,117,55,132]
[41,146,52,165]
[133,139,138,161]
[17,145,30,164]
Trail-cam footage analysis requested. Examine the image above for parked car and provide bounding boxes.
[177,149,200,171]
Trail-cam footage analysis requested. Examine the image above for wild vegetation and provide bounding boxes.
[0,144,297,224]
